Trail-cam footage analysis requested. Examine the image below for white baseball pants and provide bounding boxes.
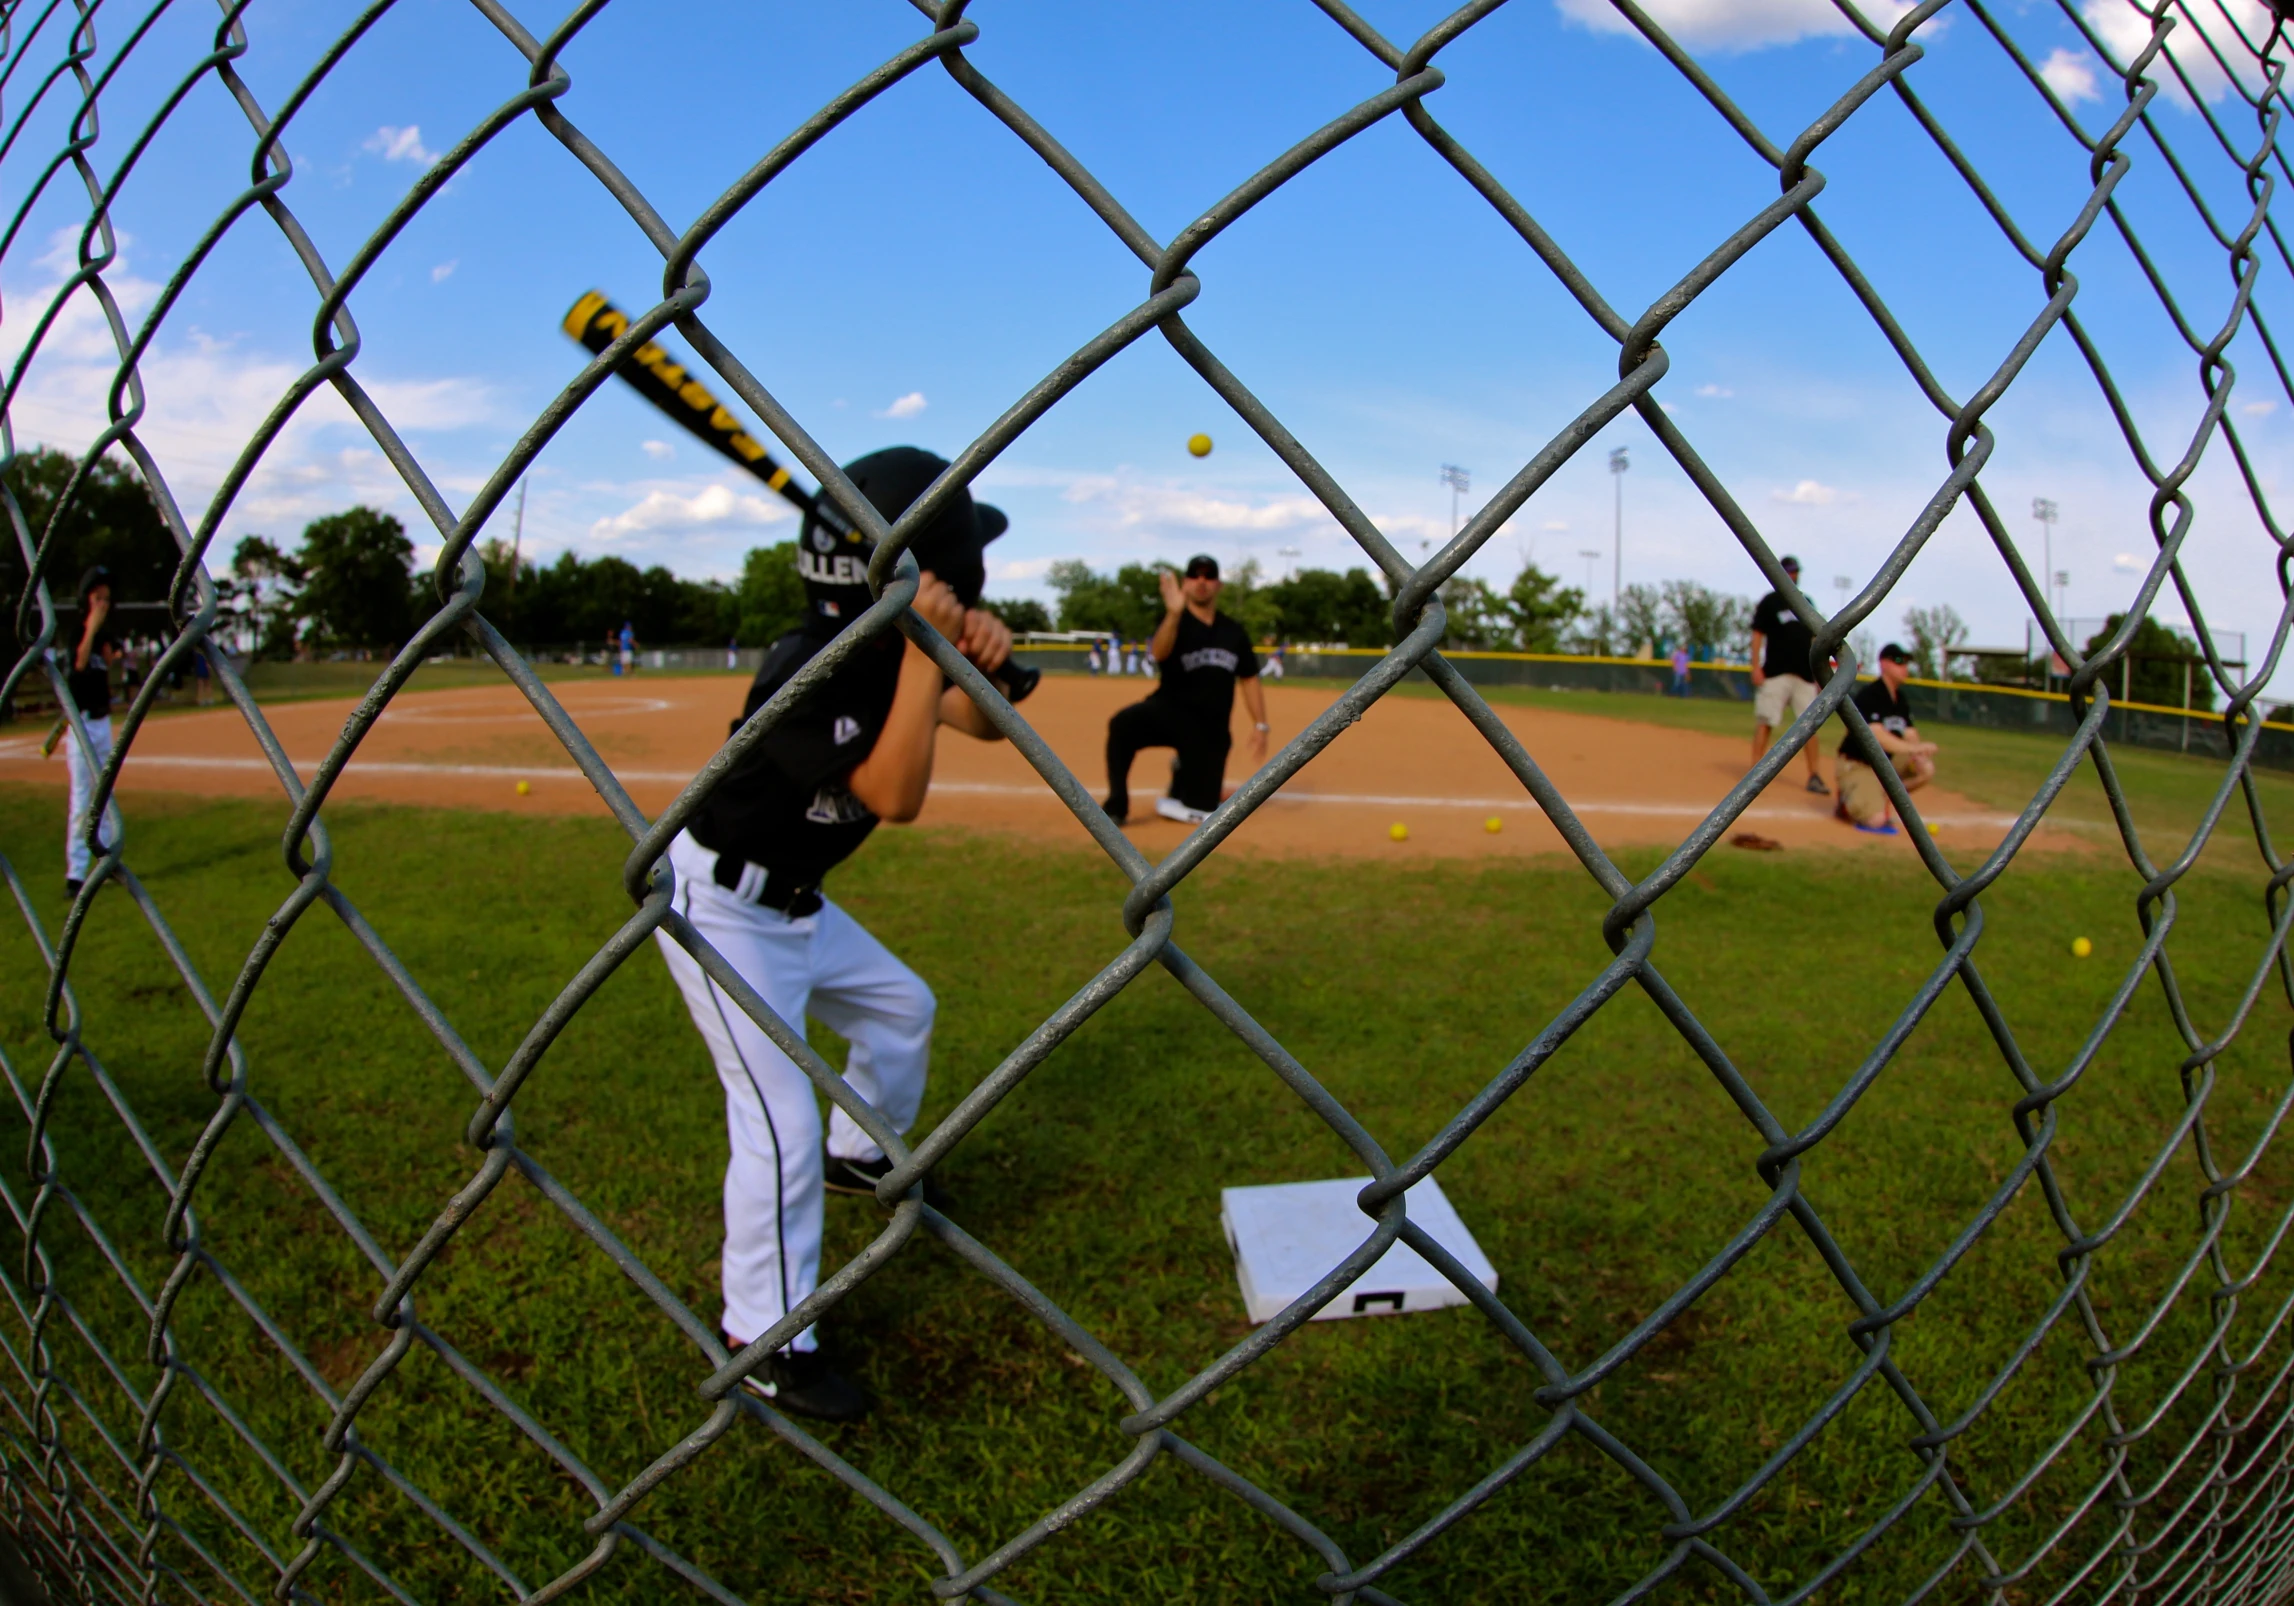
[64,715,119,884]
[654,830,933,1352]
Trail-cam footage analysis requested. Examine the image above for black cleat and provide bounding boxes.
[824,1152,951,1209]
[64,879,81,898]
[1805,774,1831,795]
[1103,792,1129,826]
[741,1349,871,1423]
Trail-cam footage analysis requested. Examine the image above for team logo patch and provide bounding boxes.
[805,784,874,826]
[833,715,862,746]
[810,524,838,554]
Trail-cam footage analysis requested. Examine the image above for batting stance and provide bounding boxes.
[1103,554,1269,825]
[62,566,123,897]
[653,447,1012,1423]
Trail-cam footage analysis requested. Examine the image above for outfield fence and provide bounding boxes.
[5,1,2294,1604]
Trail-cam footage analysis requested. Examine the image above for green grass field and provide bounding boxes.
[3,704,2292,1603]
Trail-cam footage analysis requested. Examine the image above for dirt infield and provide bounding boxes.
[0,672,2057,860]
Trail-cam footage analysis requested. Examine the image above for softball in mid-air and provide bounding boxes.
[1187,432,1213,457]
[2071,936,2093,958]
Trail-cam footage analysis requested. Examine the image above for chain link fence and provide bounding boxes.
[1,0,2292,1599]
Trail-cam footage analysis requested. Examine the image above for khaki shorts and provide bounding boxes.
[1837,756,1890,825]
[1754,672,1818,728]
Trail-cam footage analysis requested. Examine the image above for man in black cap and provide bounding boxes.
[1835,641,1937,835]
[1748,555,1829,794]
[651,446,1014,1424]
[1103,554,1270,826]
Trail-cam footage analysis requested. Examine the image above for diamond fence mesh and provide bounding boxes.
[0,0,2291,1600]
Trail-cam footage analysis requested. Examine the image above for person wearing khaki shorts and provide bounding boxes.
[1834,641,1937,835]
[1748,556,1830,794]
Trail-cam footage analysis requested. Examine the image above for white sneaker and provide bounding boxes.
[1156,796,1211,824]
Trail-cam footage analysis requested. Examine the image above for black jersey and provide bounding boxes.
[1152,609,1258,723]
[1751,591,1817,682]
[1838,676,1914,763]
[687,629,906,886]
[65,637,113,719]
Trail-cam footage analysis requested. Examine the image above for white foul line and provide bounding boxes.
[0,747,2030,829]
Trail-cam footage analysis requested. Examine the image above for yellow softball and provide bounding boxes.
[2072,936,2093,958]
[1186,432,1213,458]
[515,780,531,796]
[1485,816,1503,833]
[1389,821,1409,842]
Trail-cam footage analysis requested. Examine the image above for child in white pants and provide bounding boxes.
[654,829,932,1357]
[62,566,122,895]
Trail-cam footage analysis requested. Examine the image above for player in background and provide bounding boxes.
[653,447,1011,1424]
[619,619,638,677]
[1748,555,1829,794]
[61,566,123,896]
[1103,554,1270,826]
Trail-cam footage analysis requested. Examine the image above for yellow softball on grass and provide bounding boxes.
[1485,816,1503,833]
[2072,936,2093,958]
[515,780,531,796]
[1187,432,1213,458]
[1389,821,1409,842]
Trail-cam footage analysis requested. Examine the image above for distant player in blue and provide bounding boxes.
[619,620,637,677]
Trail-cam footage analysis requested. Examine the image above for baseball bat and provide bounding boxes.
[559,291,1036,701]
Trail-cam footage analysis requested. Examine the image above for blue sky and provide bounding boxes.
[4,0,2290,684]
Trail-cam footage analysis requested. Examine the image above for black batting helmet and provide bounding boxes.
[798,447,1006,628]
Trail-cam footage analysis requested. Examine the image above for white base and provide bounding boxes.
[1220,1175,1498,1324]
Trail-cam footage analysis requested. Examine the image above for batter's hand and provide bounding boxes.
[910,572,966,643]
[958,606,1011,674]
[1158,568,1183,613]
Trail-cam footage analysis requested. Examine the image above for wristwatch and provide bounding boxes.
[1254,722,1270,731]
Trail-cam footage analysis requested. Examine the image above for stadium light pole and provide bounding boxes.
[1580,548,1602,594]
[1609,446,1630,608]
[1440,463,1470,556]
[2032,497,2059,619]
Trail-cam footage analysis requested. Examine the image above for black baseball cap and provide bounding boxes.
[796,447,1006,628]
[1878,642,1913,664]
[76,565,111,606]
[1184,554,1220,579]
[1780,555,1801,574]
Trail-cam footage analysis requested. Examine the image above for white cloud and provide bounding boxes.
[2114,552,2144,572]
[992,556,1053,582]
[875,391,927,420]
[1694,383,1734,398]
[1773,479,1840,505]
[640,439,675,460]
[590,482,793,540]
[2242,399,2278,417]
[1061,474,1329,534]
[2039,47,2102,104]
[364,125,437,165]
[1555,0,1917,52]
[1543,519,1570,531]
[430,259,457,283]
[2079,0,2274,103]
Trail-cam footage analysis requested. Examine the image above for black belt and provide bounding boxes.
[712,851,823,917]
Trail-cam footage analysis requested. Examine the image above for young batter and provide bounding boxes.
[653,447,1011,1422]
[62,565,123,897]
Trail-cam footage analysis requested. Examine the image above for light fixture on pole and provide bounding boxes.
[1580,548,1602,594]
[2032,498,2059,619]
[1439,464,1471,557]
[1608,446,1630,608]
[1277,544,1301,579]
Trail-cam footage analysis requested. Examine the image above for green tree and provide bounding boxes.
[1218,558,1282,645]
[1506,563,1584,652]
[1902,603,1969,681]
[1617,584,1665,656]
[1662,581,1751,660]
[1266,566,1390,647]
[733,542,808,644]
[228,536,303,659]
[1050,559,1168,637]
[0,445,177,613]
[298,507,416,649]
[2084,614,2217,710]
[1437,576,1512,649]
[985,597,1052,633]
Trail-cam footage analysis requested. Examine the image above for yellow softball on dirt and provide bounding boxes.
[1485,816,1503,833]
[1389,821,1409,842]
[2072,936,2093,958]
[515,779,531,796]
[1186,432,1213,458]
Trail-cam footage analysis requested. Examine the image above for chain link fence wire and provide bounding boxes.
[0,0,2292,1598]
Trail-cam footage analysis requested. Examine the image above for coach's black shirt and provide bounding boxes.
[687,628,905,886]
[1152,609,1259,723]
[1751,591,1817,682]
[1838,676,1914,764]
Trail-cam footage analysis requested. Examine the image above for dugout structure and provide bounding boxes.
[5,1,2294,1604]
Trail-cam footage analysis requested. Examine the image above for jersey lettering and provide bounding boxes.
[1179,647,1239,674]
[798,550,870,585]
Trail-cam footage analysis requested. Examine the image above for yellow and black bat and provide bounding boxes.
[561,291,852,539]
